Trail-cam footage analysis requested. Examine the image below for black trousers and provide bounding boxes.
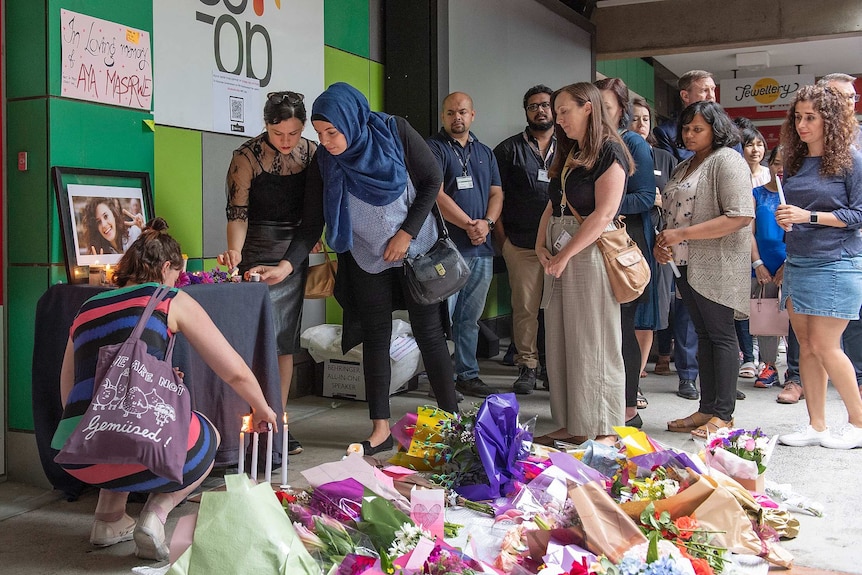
[344,252,458,420]
[675,266,738,421]
[621,302,640,408]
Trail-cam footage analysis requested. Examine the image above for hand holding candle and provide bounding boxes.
[238,414,252,476]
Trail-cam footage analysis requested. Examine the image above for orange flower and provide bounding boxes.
[688,555,715,575]
[674,515,699,541]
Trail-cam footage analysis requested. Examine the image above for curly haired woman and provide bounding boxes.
[775,85,862,449]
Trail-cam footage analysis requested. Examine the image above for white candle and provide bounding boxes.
[237,430,245,476]
[250,428,259,482]
[776,174,787,205]
[280,413,289,488]
[264,424,273,485]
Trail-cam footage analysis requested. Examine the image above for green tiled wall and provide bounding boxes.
[4,0,155,431]
[7,267,50,430]
[597,58,655,107]
[324,0,370,59]
[6,99,50,264]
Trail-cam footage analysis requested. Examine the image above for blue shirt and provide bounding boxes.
[752,185,786,274]
[783,149,862,260]
[427,129,502,257]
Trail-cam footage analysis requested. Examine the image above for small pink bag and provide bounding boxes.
[749,287,789,336]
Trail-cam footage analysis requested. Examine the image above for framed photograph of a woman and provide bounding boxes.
[52,167,154,282]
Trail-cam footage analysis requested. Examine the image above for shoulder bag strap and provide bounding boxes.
[560,164,586,225]
[430,202,451,240]
[128,285,175,357]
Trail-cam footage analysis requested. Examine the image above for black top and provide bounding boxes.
[548,139,629,218]
[494,129,555,249]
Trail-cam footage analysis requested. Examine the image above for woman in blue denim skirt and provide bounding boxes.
[775,84,862,449]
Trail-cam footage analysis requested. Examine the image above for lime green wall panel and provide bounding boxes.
[5,1,48,98]
[324,0,370,59]
[46,0,153,96]
[154,126,203,257]
[324,47,371,96]
[7,267,50,431]
[6,99,50,264]
[368,60,385,111]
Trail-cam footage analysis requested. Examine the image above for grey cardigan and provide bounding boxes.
[677,147,754,314]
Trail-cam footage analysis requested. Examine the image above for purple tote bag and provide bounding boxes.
[55,285,191,483]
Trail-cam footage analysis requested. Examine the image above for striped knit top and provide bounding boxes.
[51,283,179,450]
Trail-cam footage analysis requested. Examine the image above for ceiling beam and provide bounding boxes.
[593,0,862,59]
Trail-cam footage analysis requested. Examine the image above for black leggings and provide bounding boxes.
[344,252,458,420]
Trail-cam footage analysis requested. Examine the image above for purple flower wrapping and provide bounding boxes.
[310,478,364,523]
[455,393,528,501]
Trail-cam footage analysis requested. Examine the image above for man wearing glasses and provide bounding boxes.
[819,73,862,399]
[493,85,556,394]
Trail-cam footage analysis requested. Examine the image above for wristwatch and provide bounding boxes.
[485,218,495,231]
[809,211,818,224]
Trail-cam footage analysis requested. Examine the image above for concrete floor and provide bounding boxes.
[1,346,860,574]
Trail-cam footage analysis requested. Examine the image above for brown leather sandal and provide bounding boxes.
[690,417,734,440]
[667,412,713,433]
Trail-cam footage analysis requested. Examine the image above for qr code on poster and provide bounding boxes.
[229,96,244,122]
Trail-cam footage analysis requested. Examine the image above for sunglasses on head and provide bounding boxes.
[267,91,305,105]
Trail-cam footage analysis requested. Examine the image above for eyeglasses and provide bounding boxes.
[267,91,305,105]
[851,94,861,103]
[526,102,552,112]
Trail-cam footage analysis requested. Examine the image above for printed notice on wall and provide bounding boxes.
[212,71,261,136]
[60,9,153,110]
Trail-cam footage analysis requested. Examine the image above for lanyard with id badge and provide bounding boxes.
[535,138,554,183]
[448,139,474,190]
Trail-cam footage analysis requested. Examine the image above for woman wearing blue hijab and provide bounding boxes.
[308,83,459,455]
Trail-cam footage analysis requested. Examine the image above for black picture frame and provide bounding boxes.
[52,167,154,283]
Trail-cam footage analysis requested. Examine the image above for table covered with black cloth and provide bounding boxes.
[32,282,284,497]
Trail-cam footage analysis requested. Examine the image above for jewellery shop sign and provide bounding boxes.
[720,74,814,110]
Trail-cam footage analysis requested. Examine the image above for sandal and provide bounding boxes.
[667,411,713,433]
[636,389,648,409]
[739,361,758,378]
[691,417,734,440]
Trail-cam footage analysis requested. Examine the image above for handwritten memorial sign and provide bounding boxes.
[60,9,153,110]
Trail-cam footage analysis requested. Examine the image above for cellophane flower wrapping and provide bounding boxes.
[456,393,534,501]
[389,406,453,471]
[705,428,777,479]
[310,478,365,523]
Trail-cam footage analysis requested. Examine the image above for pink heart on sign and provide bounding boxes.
[412,503,442,527]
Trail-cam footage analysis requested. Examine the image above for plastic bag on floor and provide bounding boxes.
[166,474,319,575]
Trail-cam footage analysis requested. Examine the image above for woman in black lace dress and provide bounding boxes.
[218,91,322,455]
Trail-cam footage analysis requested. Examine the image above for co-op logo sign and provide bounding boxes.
[735,78,799,105]
[196,0,280,87]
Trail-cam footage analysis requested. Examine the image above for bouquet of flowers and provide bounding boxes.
[636,502,726,575]
[591,534,698,575]
[705,428,777,481]
[175,268,241,287]
[616,465,681,503]
[391,393,535,501]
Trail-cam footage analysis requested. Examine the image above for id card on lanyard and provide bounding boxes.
[448,139,474,189]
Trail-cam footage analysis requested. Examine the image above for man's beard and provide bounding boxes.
[528,119,554,132]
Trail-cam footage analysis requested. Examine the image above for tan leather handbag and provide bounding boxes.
[304,243,337,299]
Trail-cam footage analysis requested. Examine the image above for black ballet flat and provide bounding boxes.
[352,434,394,456]
[625,413,643,429]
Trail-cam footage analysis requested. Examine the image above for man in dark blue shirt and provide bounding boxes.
[427,92,503,398]
[494,85,556,394]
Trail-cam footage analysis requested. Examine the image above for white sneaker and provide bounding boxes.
[820,424,862,450]
[778,425,830,447]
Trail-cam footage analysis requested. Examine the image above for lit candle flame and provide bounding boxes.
[283,413,288,425]
[242,414,253,433]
